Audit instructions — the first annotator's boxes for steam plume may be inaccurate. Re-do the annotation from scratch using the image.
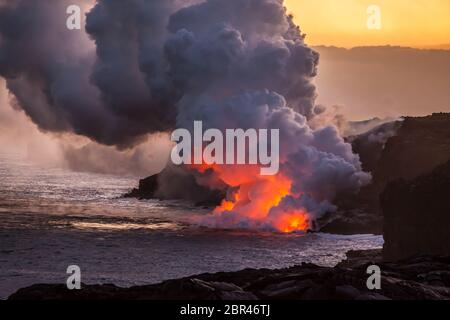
[0,0,371,231]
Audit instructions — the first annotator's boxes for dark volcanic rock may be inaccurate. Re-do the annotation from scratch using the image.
[9,250,450,300]
[349,120,403,174]
[125,165,226,207]
[381,160,450,261]
[125,174,159,199]
[374,113,450,186]
[321,113,450,234]
[360,113,450,210]
[318,209,382,235]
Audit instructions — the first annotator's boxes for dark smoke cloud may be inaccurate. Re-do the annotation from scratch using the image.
[0,0,133,145]
[85,0,179,143]
[0,0,173,147]
[0,0,319,148]
[168,0,319,119]
[1,77,171,175]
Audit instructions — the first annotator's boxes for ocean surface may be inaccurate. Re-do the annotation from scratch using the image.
[0,153,383,299]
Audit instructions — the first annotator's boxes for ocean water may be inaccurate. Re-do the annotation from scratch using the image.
[0,153,383,299]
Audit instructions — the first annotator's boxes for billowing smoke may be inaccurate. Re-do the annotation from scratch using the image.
[0,0,371,232]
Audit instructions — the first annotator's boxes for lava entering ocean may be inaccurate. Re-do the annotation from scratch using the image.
[0,0,372,233]
[192,163,310,233]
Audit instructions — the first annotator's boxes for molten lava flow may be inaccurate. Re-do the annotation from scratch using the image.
[272,211,309,233]
[191,163,310,233]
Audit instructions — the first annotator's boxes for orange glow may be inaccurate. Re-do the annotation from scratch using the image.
[273,211,309,234]
[191,163,310,233]
[216,199,236,212]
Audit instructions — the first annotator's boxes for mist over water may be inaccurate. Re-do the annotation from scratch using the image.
[0,153,382,299]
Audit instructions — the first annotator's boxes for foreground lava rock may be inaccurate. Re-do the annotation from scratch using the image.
[381,160,450,261]
[9,250,450,300]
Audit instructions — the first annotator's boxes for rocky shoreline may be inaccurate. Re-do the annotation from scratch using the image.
[8,249,450,300]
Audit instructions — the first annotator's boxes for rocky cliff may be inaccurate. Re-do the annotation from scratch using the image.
[322,113,450,234]
[381,161,450,261]
[374,114,450,184]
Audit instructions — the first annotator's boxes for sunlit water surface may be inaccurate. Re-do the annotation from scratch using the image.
[0,154,383,299]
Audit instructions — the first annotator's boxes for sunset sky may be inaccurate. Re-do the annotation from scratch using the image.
[285,0,450,48]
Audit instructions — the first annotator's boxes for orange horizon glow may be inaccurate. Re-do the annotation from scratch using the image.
[285,0,450,49]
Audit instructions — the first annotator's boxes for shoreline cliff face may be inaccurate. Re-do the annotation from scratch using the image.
[374,113,450,186]
[381,161,450,261]
[321,113,450,234]
[8,250,450,300]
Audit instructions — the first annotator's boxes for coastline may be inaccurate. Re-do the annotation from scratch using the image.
[8,249,450,300]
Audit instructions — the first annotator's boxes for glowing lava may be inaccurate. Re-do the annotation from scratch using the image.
[191,164,310,233]
[272,211,309,233]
